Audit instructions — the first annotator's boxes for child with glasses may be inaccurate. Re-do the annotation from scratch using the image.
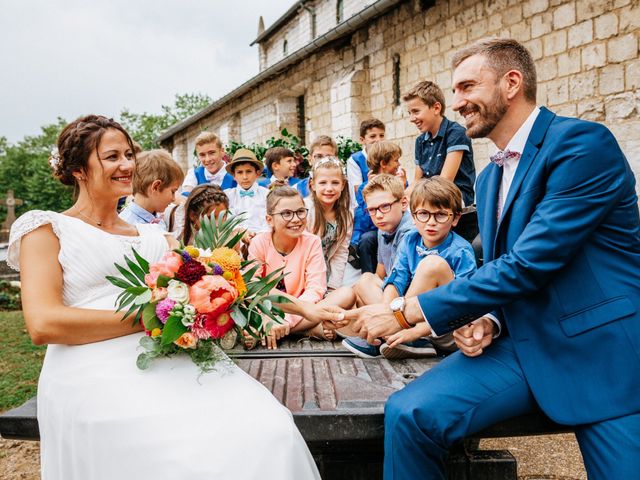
[295,136,338,198]
[306,156,353,293]
[350,141,405,273]
[248,187,328,348]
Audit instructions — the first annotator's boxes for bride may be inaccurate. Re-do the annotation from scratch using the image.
[7,115,321,480]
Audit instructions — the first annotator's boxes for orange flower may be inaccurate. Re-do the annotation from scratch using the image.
[145,252,183,288]
[209,247,241,272]
[174,332,198,349]
[189,275,238,315]
[232,270,247,297]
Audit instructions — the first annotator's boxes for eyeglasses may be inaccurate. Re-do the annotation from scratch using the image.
[366,199,400,216]
[412,209,454,224]
[271,208,308,221]
[312,153,331,161]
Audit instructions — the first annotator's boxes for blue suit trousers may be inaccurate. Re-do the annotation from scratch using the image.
[384,337,640,479]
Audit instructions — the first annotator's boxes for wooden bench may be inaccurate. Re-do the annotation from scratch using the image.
[0,338,570,479]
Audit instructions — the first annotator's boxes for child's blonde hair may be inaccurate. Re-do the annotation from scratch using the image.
[182,185,229,245]
[366,141,402,174]
[362,173,405,202]
[309,157,353,248]
[132,149,184,195]
[194,131,223,149]
[309,135,337,156]
[410,176,462,215]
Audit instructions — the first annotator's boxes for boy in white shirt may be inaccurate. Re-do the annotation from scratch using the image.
[224,148,270,245]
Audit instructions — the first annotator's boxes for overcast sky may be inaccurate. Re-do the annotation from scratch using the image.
[0,0,294,143]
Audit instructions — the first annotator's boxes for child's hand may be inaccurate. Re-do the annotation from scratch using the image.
[262,321,290,350]
[242,231,256,245]
[385,322,430,348]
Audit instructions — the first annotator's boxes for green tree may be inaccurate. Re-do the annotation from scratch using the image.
[119,93,212,150]
[0,118,73,222]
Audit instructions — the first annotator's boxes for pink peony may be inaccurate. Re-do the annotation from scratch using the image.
[204,311,235,339]
[145,252,184,288]
[191,314,212,340]
[155,298,176,324]
[189,276,238,315]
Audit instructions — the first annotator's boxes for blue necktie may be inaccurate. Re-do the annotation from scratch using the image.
[239,190,254,198]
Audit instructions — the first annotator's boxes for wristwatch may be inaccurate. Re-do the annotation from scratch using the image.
[389,296,412,329]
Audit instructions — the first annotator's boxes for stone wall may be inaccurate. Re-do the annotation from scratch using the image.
[167,0,640,189]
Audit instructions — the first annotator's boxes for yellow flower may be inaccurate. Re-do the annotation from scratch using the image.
[151,328,162,337]
[223,271,233,280]
[185,246,200,258]
[209,247,241,272]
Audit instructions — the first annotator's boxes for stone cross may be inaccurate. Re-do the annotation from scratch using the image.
[1,190,23,231]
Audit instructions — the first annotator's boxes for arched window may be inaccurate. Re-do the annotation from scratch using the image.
[283,39,288,56]
[336,0,344,23]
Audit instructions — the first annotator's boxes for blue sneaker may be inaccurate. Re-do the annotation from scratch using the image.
[342,337,381,359]
[380,338,437,359]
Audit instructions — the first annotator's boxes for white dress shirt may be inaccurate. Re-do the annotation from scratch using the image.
[496,107,541,217]
[226,183,270,233]
[181,165,228,192]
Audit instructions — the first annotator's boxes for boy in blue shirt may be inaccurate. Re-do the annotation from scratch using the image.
[347,118,386,207]
[295,136,338,198]
[403,81,478,242]
[343,176,477,359]
[258,147,301,188]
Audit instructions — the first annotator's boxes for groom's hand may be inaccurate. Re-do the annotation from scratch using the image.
[343,304,402,345]
[453,317,495,357]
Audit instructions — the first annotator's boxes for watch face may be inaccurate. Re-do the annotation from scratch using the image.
[390,297,403,311]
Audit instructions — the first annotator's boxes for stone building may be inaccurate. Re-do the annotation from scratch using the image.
[158,0,640,185]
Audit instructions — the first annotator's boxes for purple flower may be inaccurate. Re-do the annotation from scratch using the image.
[155,298,176,324]
[212,263,223,275]
[181,251,192,262]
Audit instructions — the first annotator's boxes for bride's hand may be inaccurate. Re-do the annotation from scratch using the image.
[261,321,290,350]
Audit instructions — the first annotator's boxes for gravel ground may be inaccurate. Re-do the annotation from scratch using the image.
[1,434,586,479]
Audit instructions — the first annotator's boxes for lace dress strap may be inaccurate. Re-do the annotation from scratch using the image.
[7,210,60,271]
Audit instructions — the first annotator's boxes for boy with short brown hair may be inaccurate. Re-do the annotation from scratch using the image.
[295,135,338,198]
[120,149,184,229]
[259,147,299,188]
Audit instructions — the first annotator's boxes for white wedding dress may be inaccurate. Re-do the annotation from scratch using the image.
[8,211,320,480]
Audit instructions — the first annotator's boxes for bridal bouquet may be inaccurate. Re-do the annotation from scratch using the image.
[107,214,288,371]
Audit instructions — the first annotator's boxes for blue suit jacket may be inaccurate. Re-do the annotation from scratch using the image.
[418,107,640,424]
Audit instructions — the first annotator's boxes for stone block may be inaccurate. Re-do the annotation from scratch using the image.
[531,12,553,38]
[468,18,489,40]
[626,59,640,90]
[568,20,593,48]
[502,5,523,27]
[553,2,576,29]
[582,43,607,70]
[537,56,558,81]
[488,12,504,32]
[594,12,619,40]
[618,5,640,31]
[605,93,637,121]
[544,30,568,56]
[569,70,597,100]
[576,0,613,23]
[546,77,570,105]
[525,38,544,59]
[510,20,531,42]
[452,29,468,47]
[577,99,605,121]
[599,64,625,95]
[523,0,549,18]
[439,34,453,53]
[557,49,582,75]
[554,102,577,117]
[607,34,638,63]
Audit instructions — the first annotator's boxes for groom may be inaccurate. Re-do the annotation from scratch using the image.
[345,38,640,479]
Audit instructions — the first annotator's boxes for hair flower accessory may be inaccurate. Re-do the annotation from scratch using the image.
[49,147,61,171]
[310,156,347,177]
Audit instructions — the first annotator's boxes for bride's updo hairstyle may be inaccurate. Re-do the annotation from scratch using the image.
[51,114,136,186]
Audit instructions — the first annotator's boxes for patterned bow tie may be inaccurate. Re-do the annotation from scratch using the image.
[381,233,394,244]
[416,245,439,257]
[239,190,254,198]
[490,149,521,167]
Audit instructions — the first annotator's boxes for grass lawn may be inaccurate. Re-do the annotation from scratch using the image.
[0,311,45,413]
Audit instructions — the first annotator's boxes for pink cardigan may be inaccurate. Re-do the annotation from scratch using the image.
[248,230,327,327]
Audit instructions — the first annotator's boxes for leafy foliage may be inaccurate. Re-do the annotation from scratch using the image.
[336,135,362,163]
[119,93,212,150]
[0,118,74,224]
[0,281,22,311]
